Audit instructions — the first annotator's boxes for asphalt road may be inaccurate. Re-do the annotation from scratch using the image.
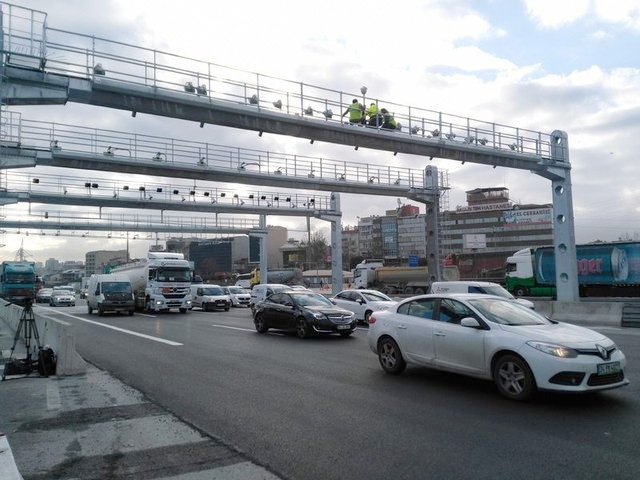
[35,302,640,480]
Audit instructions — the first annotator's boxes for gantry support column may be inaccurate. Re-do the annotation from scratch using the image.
[319,192,342,295]
[258,214,268,285]
[548,130,579,302]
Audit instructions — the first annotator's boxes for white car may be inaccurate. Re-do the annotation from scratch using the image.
[190,285,230,311]
[330,289,397,323]
[222,286,251,307]
[368,293,629,401]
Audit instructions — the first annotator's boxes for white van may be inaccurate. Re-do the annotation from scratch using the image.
[190,284,231,311]
[249,283,291,315]
[86,274,135,316]
[429,281,535,309]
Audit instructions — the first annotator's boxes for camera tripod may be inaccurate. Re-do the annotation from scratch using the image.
[2,298,43,381]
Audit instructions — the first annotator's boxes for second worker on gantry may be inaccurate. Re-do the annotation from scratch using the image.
[342,99,397,130]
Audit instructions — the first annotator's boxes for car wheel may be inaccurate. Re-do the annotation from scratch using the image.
[98,306,104,316]
[224,307,230,311]
[296,317,310,339]
[493,354,536,401]
[87,304,92,314]
[377,337,406,374]
[128,310,134,316]
[179,308,187,314]
[255,313,268,334]
[340,331,353,337]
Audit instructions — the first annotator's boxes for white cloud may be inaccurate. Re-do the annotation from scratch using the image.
[524,0,590,28]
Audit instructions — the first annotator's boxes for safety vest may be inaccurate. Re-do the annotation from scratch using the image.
[366,104,379,117]
[348,102,364,121]
[383,111,396,127]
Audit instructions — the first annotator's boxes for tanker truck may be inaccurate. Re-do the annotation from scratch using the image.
[353,261,429,295]
[249,267,303,287]
[111,252,193,313]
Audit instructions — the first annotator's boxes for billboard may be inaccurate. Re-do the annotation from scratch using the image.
[249,236,260,264]
[463,234,486,249]
[504,207,552,226]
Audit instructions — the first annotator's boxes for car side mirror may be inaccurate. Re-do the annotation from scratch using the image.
[357,299,365,305]
[460,317,481,328]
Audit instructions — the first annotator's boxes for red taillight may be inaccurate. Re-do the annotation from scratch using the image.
[368,314,377,324]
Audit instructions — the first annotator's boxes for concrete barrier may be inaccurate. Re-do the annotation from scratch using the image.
[532,301,623,326]
[0,303,87,375]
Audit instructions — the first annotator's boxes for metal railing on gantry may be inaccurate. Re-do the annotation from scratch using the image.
[5,118,428,192]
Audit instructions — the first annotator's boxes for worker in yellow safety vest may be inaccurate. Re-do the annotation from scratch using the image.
[380,108,397,130]
[342,99,365,124]
[365,102,382,127]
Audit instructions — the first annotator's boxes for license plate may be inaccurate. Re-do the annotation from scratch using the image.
[597,362,620,376]
[337,324,350,330]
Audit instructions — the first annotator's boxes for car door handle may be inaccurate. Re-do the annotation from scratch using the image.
[434,332,446,337]
[397,324,407,330]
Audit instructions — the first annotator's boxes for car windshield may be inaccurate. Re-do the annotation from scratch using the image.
[55,290,74,296]
[468,298,549,326]
[201,287,224,295]
[228,287,245,294]
[293,293,334,307]
[361,291,392,302]
[157,268,191,282]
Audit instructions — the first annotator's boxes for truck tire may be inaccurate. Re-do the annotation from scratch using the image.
[98,306,104,316]
[514,286,528,297]
[87,304,92,314]
[179,308,188,313]
[128,310,134,316]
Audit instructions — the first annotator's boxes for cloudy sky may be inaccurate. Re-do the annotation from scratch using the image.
[2,0,640,263]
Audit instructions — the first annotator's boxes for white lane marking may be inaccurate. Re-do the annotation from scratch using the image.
[46,381,61,410]
[211,324,255,333]
[48,311,183,346]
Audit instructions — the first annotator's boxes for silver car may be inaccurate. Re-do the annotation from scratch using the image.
[49,289,76,307]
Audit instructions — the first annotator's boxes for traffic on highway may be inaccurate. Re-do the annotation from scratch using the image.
[29,292,639,480]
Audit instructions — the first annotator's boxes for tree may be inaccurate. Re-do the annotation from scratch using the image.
[306,232,329,268]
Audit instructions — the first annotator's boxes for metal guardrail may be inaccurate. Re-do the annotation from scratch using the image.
[0,2,552,160]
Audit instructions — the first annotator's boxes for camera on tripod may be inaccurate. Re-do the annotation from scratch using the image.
[2,297,57,380]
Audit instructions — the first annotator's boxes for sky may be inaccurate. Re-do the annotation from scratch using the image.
[2,0,640,263]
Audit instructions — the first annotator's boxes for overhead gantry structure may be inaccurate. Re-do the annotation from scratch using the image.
[0,117,444,292]
[0,3,578,300]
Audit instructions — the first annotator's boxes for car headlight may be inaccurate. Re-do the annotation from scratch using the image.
[312,312,325,320]
[527,341,577,358]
